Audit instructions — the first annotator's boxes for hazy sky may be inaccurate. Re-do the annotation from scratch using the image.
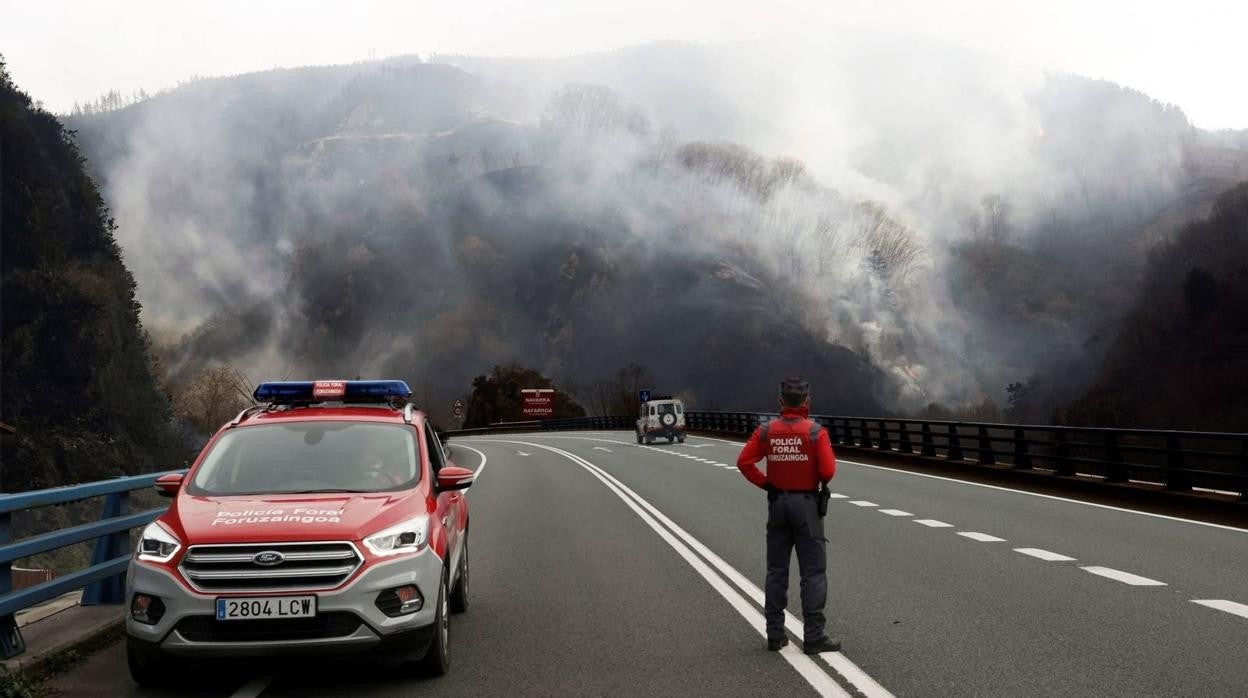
[2,0,1244,129]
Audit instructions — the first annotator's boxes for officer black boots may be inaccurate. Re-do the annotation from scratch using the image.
[803,636,842,654]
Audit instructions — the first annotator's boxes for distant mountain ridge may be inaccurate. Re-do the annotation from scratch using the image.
[62,42,1248,424]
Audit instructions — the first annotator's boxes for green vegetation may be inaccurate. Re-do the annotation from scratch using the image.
[1,57,182,494]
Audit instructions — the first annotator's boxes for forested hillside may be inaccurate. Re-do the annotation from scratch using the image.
[0,59,182,492]
[59,43,1248,428]
[1068,183,1248,430]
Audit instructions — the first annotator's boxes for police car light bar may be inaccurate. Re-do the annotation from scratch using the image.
[253,380,413,404]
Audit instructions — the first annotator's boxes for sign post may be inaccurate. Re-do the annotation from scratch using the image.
[638,388,651,404]
[520,389,555,419]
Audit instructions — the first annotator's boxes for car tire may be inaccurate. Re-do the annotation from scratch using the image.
[636,431,643,445]
[450,537,469,614]
[416,569,451,676]
[677,434,686,443]
[126,637,174,687]
[667,435,674,443]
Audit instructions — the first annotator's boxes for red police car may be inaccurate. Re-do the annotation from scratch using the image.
[125,380,474,684]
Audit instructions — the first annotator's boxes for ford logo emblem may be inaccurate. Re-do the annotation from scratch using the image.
[252,550,285,567]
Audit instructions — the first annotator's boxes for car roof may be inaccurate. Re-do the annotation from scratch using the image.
[232,405,425,428]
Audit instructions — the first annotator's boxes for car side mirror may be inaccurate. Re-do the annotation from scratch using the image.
[154,472,184,498]
[437,465,475,492]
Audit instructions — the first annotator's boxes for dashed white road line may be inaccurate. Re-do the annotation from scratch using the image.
[957,532,1006,542]
[828,493,849,499]
[913,519,954,528]
[878,509,912,517]
[1191,599,1248,620]
[849,500,878,507]
[674,434,1247,534]
[1014,548,1076,562]
[1080,567,1167,586]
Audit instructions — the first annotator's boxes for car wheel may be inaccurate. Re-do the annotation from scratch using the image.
[416,569,450,676]
[127,637,175,687]
[450,538,469,614]
[636,431,643,445]
[677,434,686,443]
[667,435,675,443]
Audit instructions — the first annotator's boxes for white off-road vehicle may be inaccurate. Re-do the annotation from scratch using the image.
[636,397,686,444]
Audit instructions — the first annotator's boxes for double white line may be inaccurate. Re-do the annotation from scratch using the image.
[476,439,892,698]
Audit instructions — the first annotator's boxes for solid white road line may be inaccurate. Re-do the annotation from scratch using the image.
[454,445,489,487]
[1079,567,1167,586]
[229,676,273,698]
[1014,548,1077,562]
[1191,599,1248,620]
[849,501,878,507]
[878,509,912,517]
[676,435,1248,534]
[957,532,1006,542]
[913,519,954,528]
[472,439,853,697]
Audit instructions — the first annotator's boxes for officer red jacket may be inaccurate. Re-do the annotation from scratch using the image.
[737,406,836,490]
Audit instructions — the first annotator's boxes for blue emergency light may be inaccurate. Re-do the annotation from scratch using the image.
[253,380,413,403]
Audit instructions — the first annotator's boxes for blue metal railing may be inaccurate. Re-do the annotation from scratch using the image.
[0,470,185,658]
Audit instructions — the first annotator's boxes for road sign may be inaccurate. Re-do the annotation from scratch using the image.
[638,389,651,403]
[520,388,555,418]
[452,398,464,418]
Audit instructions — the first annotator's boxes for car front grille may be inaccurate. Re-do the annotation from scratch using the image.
[175,612,362,642]
[179,542,362,592]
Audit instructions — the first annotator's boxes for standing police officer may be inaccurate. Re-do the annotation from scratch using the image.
[736,378,840,654]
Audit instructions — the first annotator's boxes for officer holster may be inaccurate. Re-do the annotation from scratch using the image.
[817,483,831,517]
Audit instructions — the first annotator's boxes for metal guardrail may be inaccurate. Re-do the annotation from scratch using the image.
[0,470,184,658]
[446,412,1248,500]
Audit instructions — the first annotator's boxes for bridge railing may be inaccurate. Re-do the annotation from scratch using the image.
[0,471,184,658]
[445,412,1248,500]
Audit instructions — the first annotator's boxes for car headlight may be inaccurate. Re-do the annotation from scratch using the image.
[363,515,430,557]
[136,521,181,563]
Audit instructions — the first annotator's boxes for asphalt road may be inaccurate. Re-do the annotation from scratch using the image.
[46,431,1248,696]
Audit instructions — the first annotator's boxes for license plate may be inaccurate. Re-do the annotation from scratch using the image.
[215,596,317,621]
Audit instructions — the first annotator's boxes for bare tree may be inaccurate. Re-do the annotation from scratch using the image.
[171,364,254,435]
[855,202,925,286]
[811,214,846,278]
[543,83,650,136]
[980,194,1012,242]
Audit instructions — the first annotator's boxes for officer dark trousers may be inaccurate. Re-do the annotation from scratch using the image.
[765,491,826,642]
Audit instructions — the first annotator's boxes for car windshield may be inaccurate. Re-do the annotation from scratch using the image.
[187,421,419,496]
